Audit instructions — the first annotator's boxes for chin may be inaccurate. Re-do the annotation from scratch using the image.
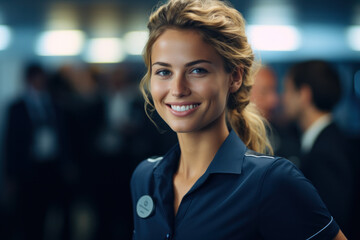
[170,127,193,133]
[168,123,198,133]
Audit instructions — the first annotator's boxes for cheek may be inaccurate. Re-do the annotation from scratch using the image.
[195,80,228,102]
[284,92,298,113]
[197,85,224,108]
[283,90,292,104]
[150,79,167,103]
[282,92,291,110]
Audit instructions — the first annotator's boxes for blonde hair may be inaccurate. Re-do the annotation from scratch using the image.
[140,0,273,154]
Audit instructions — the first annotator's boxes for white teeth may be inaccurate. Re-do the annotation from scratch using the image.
[171,104,199,112]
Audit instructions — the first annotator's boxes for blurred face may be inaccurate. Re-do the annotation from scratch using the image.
[150,29,233,133]
[250,68,279,120]
[282,77,302,121]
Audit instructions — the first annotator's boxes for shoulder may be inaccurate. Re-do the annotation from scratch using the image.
[243,149,281,166]
[131,143,179,189]
[130,156,164,209]
[240,150,309,198]
[322,122,341,135]
[6,98,29,125]
[243,150,308,194]
[130,156,163,191]
[8,98,26,112]
[243,149,295,177]
[251,153,340,239]
[317,122,346,146]
[131,156,163,182]
[308,123,350,164]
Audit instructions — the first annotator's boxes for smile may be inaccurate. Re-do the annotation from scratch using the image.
[166,103,201,116]
[170,104,199,112]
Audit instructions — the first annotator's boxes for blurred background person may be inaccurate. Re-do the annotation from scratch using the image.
[282,59,355,237]
[250,66,280,152]
[50,64,124,240]
[250,65,301,160]
[250,66,279,122]
[3,62,66,240]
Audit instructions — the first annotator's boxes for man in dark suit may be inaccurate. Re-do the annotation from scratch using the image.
[282,60,354,237]
[4,63,64,240]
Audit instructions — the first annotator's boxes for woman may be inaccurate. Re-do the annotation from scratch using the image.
[130,0,346,239]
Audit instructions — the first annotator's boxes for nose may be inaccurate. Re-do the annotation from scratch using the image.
[171,73,191,97]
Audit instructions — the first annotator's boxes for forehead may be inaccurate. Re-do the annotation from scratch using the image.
[151,28,222,64]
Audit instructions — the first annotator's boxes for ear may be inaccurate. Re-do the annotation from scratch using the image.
[229,68,243,93]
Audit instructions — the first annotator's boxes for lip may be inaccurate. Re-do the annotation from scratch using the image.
[165,102,201,117]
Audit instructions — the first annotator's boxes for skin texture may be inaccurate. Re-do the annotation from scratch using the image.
[150,28,242,214]
[151,29,233,134]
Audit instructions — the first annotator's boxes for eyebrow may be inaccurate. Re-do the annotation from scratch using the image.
[152,59,213,67]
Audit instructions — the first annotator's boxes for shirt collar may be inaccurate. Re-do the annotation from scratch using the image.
[153,130,246,177]
[301,114,332,153]
[206,130,246,174]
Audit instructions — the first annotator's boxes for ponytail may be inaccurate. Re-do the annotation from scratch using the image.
[228,102,273,155]
[227,66,273,155]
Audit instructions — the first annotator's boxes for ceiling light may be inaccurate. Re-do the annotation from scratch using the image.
[36,30,85,56]
[247,25,300,51]
[347,26,360,51]
[84,38,125,63]
[124,31,148,55]
[0,25,11,50]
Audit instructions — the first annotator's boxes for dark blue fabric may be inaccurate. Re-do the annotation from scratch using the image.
[130,131,340,240]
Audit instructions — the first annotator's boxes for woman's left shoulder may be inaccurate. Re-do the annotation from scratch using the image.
[244,150,300,176]
[251,151,340,240]
[243,149,311,193]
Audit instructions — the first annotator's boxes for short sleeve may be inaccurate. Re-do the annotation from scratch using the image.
[258,158,340,240]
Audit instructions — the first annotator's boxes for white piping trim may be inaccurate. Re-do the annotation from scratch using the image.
[147,157,163,163]
[306,216,334,240]
[244,154,275,159]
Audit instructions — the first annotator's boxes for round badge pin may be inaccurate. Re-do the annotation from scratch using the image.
[136,195,154,218]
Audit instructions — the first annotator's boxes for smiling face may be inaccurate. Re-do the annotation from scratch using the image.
[150,29,235,133]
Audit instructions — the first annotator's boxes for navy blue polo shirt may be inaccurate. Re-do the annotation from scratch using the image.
[131,131,339,240]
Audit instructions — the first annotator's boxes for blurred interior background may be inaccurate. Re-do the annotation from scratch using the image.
[0,0,359,239]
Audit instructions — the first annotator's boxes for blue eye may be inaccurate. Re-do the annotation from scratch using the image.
[156,69,171,76]
[191,68,208,74]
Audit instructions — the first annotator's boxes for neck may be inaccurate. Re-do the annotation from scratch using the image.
[299,106,330,132]
[176,114,229,180]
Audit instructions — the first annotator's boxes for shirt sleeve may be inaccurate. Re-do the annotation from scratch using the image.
[258,158,340,240]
